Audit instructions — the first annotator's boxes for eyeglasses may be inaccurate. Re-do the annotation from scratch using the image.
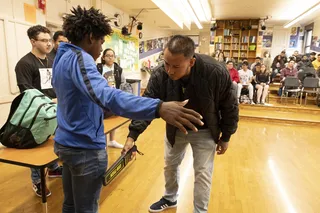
[36,39,53,43]
[105,54,114,58]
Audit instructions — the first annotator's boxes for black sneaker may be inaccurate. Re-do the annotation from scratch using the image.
[149,197,177,212]
[32,183,51,197]
[48,166,63,178]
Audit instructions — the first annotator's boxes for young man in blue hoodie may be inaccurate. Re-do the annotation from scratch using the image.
[52,6,203,213]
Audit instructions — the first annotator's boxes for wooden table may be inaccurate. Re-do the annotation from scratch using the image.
[0,116,130,213]
[0,139,57,213]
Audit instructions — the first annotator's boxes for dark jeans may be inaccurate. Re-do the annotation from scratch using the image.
[54,142,108,213]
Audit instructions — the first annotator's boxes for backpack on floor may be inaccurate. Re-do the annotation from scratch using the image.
[0,89,57,149]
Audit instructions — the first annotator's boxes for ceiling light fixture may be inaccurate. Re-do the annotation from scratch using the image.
[188,0,207,22]
[151,0,184,29]
[284,2,320,28]
[180,0,203,29]
[199,0,212,21]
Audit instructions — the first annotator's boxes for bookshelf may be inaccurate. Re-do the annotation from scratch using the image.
[214,19,259,63]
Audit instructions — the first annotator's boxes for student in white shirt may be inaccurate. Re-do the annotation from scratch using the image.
[237,61,254,104]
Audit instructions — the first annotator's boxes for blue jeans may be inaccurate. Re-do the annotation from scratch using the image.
[54,142,108,213]
[31,162,59,184]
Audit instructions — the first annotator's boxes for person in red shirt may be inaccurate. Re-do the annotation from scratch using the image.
[226,60,239,83]
[226,60,240,98]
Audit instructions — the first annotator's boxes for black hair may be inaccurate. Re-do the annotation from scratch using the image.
[63,6,113,44]
[101,48,115,64]
[255,62,261,67]
[255,57,261,60]
[310,52,316,56]
[242,61,249,66]
[288,57,296,62]
[226,60,233,64]
[53,31,65,41]
[165,35,195,58]
[317,53,320,57]
[27,25,50,40]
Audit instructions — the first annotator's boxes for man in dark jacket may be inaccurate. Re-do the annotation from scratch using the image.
[122,35,239,213]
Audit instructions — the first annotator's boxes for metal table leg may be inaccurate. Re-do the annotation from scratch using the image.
[40,167,48,213]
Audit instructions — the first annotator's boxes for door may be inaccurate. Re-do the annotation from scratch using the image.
[271,28,289,59]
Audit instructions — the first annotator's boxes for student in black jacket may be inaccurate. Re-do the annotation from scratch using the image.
[122,35,239,213]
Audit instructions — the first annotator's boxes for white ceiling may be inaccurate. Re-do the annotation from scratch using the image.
[103,0,320,31]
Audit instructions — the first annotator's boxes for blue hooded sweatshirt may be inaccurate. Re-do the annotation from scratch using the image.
[52,43,161,149]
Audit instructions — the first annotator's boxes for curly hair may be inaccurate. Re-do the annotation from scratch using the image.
[63,6,113,44]
[27,25,50,40]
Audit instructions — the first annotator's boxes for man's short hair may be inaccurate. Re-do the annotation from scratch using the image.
[242,61,248,66]
[255,57,261,60]
[288,57,296,62]
[255,62,261,67]
[27,25,50,40]
[310,52,316,56]
[63,6,113,44]
[53,31,65,41]
[226,60,233,64]
[317,53,320,57]
[165,35,195,58]
[281,50,286,54]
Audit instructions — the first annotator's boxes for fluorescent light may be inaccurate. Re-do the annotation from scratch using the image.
[200,0,212,21]
[284,2,320,28]
[188,0,207,22]
[152,0,184,29]
[180,0,203,29]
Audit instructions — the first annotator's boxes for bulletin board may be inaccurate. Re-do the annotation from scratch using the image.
[103,29,139,72]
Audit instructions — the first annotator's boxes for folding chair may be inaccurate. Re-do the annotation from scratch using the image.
[280,77,301,105]
[300,77,320,106]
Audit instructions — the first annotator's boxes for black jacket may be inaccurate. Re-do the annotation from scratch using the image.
[97,62,123,89]
[128,54,239,146]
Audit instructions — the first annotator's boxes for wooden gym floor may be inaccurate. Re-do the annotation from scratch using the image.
[0,100,320,213]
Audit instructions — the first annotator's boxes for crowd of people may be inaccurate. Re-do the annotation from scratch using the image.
[219,50,320,105]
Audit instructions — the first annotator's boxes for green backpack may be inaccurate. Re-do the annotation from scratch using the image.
[0,89,57,149]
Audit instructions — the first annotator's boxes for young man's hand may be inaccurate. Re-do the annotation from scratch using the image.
[121,137,136,160]
[216,140,228,155]
[159,100,203,135]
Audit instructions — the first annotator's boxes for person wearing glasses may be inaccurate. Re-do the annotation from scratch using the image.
[14,25,62,198]
[98,48,126,149]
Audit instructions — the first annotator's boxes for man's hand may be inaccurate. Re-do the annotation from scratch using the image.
[159,100,203,135]
[52,98,57,103]
[216,140,229,155]
[121,137,136,160]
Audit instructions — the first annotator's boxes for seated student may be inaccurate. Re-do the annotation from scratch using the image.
[237,57,248,70]
[15,25,62,197]
[310,52,316,62]
[297,62,318,83]
[250,57,261,70]
[271,55,285,82]
[279,58,298,96]
[312,53,320,71]
[280,58,298,82]
[226,60,240,97]
[238,61,254,104]
[255,64,270,104]
[99,48,126,149]
[226,60,240,85]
